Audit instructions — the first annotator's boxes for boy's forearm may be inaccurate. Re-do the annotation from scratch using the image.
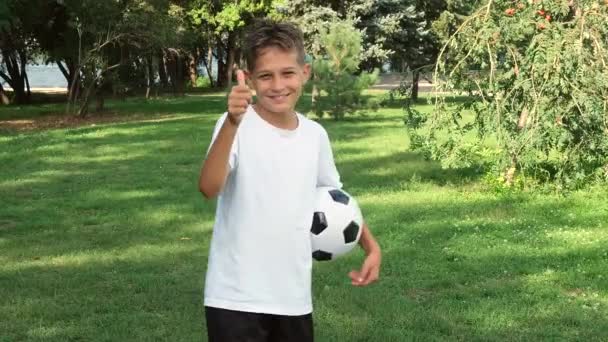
[359,222,380,256]
[199,119,238,198]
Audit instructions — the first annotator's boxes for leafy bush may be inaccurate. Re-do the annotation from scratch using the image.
[405,0,608,191]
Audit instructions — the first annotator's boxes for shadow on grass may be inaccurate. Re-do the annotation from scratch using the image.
[0,115,220,261]
[0,245,209,341]
[337,150,485,194]
[312,195,608,341]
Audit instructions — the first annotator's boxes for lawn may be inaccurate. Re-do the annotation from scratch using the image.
[1,93,607,341]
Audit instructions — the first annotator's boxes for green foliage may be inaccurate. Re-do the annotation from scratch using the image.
[0,1,10,30]
[431,0,481,42]
[312,21,379,119]
[187,76,212,89]
[406,0,608,191]
[376,1,433,71]
[188,0,281,34]
[187,0,282,87]
[285,0,394,69]
[284,3,339,57]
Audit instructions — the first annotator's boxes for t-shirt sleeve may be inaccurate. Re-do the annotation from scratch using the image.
[206,113,239,171]
[317,128,343,189]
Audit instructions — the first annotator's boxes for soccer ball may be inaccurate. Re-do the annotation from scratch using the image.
[310,187,363,261]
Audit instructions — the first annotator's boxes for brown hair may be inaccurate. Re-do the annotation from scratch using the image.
[243,19,306,71]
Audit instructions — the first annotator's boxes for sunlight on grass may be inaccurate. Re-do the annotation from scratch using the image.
[3,243,201,273]
[1,93,607,341]
[546,229,608,245]
[27,325,70,339]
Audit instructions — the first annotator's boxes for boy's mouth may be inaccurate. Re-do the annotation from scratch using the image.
[268,93,290,101]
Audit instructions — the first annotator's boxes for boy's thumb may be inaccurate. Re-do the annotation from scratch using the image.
[236,69,246,86]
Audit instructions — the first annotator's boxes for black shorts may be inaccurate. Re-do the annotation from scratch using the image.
[205,306,314,342]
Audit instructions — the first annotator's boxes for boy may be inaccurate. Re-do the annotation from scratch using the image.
[199,19,381,342]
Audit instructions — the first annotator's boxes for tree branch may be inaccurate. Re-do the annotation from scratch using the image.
[0,70,11,84]
[56,61,70,81]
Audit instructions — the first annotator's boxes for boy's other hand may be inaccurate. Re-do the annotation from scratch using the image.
[227,69,252,126]
[349,249,381,287]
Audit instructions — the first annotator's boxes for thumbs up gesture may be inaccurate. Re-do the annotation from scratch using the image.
[227,69,252,126]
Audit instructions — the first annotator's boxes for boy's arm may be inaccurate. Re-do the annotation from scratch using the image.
[317,128,381,286]
[349,221,381,286]
[199,70,251,199]
[199,119,239,198]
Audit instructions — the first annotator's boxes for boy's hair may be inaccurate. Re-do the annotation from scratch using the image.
[243,19,306,71]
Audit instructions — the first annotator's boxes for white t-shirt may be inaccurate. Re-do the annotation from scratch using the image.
[203,105,342,316]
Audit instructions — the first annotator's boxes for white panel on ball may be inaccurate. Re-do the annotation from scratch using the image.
[310,187,363,261]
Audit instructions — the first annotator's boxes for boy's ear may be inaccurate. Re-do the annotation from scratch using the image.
[302,63,311,83]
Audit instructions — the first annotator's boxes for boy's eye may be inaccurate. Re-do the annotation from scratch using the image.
[258,74,271,79]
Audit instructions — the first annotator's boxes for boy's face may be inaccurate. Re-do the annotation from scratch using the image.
[247,46,310,117]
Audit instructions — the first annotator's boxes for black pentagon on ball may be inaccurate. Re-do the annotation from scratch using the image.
[312,250,332,261]
[311,212,328,235]
[328,189,350,205]
[343,221,360,243]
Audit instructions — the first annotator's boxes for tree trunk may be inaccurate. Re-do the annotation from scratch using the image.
[95,93,104,112]
[19,49,31,102]
[411,70,420,101]
[201,54,214,88]
[216,40,226,87]
[78,82,95,118]
[158,50,168,88]
[24,68,31,101]
[165,48,185,96]
[206,45,214,87]
[145,55,153,99]
[188,51,198,86]
[235,47,242,71]
[1,49,27,104]
[57,60,75,96]
[66,68,80,115]
[176,52,185,95]
[166,50,177,95]
[225,32,237,88]
[0,83,10,105]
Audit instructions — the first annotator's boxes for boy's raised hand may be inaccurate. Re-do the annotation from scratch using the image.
[227,69,252,126]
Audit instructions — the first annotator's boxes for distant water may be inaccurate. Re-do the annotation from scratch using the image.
[0,63,214,89]
[1,64,68,89]
[0,62,393,90]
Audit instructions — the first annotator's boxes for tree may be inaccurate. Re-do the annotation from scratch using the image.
[188,0,281,88]
[0,0,11,104]
[332,0,436,98]
[285,0,391,107]
[312,20,379,119]
[286,0,394,70]
[374,0,431,101]
[56,0,172,116]
[0,0,48,104]
[405,0,608,191]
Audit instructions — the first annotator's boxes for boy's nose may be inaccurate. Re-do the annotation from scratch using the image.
[270,77,285,91]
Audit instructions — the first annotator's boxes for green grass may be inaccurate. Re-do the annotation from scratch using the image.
[1,93,608,341]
